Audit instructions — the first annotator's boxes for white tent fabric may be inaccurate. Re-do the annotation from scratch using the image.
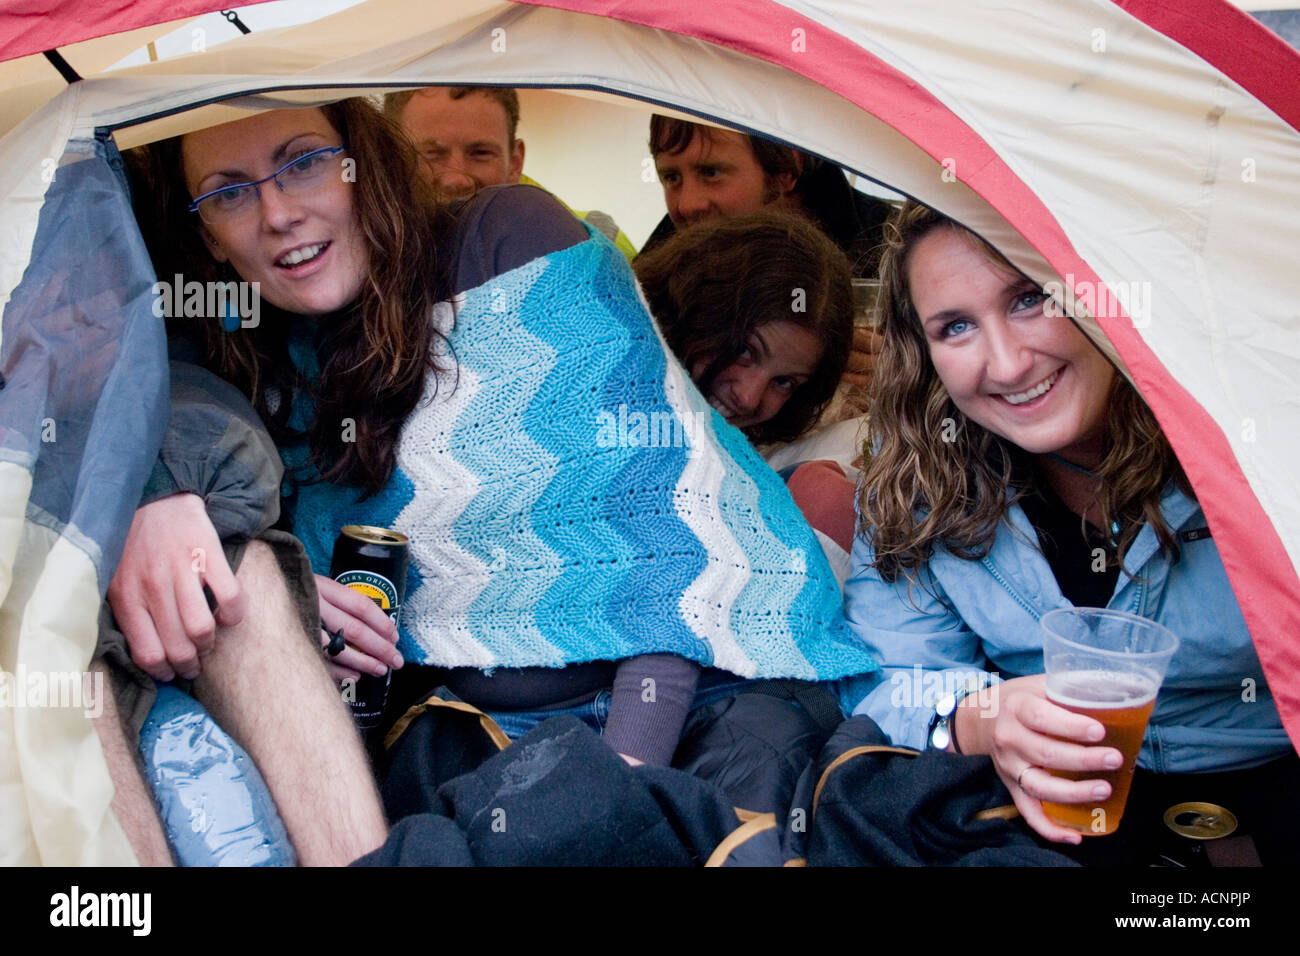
[1,0,1298,864]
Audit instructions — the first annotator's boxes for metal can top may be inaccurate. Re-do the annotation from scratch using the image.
[340,525,410,546]
[1162,802,1239,840]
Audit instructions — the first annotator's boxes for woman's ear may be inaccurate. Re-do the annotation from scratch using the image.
[199,226,230,264]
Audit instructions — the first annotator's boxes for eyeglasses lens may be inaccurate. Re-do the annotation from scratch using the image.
[195,147,343,224]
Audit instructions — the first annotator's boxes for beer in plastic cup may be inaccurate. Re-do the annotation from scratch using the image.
[1039,608,1179,836]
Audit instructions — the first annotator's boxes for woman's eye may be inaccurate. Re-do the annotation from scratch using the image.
[734,346,754,364]
[771,377,797,392]
[289,151,325,173]
[1012,290,1048,312]
[940,318,972,339]
[211,185,251,207]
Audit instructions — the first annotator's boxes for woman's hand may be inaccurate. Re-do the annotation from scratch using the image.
[953,675,1123,844]
[316,574,404,684]
[106,493,247,681]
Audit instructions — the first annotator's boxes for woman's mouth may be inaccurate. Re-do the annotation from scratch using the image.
[997,369,1060,407]
[708,395,737,421]
[275,241,330,270]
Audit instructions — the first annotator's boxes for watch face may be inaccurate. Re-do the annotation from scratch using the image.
[930,721,952,751]
[936,692,957,717]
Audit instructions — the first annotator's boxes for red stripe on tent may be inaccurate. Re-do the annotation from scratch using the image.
[524,0,1300,751]
[1116,0,1300,134]
[0,0,279,65]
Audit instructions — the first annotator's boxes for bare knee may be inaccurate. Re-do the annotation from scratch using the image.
[234,539,280,585]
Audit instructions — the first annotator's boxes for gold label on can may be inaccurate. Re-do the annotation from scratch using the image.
[335,569,401,624]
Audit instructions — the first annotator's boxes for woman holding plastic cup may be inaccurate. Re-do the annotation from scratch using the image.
[839,202,1297,862]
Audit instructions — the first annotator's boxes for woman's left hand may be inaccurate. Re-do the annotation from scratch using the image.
[316,573,404,683]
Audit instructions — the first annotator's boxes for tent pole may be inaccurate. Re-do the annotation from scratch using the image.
[41,49,82,84]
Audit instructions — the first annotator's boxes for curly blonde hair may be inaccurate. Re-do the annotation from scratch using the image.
[859,202,1191,583]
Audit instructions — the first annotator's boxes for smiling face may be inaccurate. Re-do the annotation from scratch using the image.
[399,88,524,200]
[181,108,368,316]
[907,227,1116,466]
[655,128,794,229]
[691,320,823,431]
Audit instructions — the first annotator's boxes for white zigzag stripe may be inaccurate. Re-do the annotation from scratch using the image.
[658,343,756,677]
[393,299,495,668]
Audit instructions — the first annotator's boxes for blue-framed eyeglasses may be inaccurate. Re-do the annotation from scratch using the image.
[188,145,347,224]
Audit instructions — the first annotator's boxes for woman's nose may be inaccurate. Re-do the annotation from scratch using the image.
[727,368,767,412]
[257,182,306,230]
[982,319,1035,386]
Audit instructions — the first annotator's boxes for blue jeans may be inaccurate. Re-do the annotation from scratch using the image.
[486,689,613,740]
[483,670,766,743]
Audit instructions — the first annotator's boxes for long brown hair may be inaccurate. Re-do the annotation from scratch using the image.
[861,201,1192,583]
[633,211,853,444]
[127,98,451,496]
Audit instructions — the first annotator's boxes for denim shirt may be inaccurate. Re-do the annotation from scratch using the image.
[839,485,1291,773]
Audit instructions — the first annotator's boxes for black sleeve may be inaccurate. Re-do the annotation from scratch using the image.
[447,184,590,295]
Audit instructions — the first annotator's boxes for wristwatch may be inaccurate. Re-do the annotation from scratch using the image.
[927,674,988,752]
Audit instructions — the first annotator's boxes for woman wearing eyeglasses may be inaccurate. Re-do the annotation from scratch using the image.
[111,97,866,849]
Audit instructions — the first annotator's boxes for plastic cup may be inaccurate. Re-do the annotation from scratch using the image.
[850,278,880,330]
[1039,608,1180,836]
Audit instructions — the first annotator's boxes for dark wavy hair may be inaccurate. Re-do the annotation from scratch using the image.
[860,201,1193,583]
[126,97,451,497]
[634,211,853,444]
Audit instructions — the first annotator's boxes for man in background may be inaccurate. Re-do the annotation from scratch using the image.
[385,86,636,260]
[643,115,893,278]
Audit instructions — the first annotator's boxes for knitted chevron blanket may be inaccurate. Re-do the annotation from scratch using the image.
[285,230,876,680]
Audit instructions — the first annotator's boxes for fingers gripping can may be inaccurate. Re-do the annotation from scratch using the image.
[330,525,409,732]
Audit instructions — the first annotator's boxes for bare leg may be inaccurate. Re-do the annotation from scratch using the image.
[89,659,174,866]
[192,540,387,866]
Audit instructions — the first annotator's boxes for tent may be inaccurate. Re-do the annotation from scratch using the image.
[1,0,1298,865]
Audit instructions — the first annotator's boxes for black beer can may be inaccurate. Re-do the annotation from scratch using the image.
[329,525,410,733]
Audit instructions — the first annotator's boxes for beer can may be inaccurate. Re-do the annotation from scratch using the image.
[329,525,409,733]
